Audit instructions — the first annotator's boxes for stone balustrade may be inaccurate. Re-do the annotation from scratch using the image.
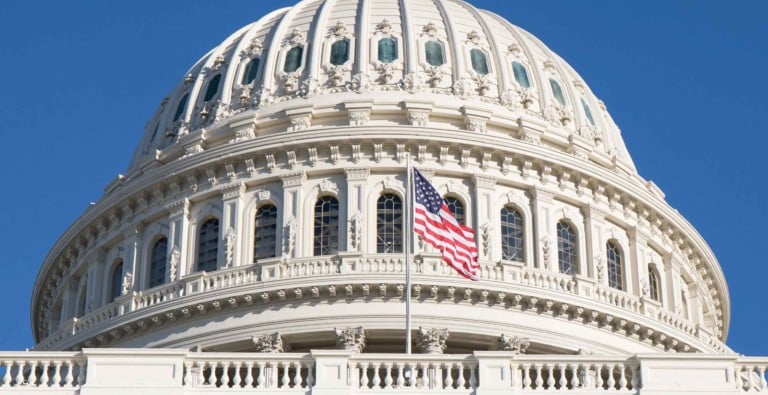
[0,350,765,394]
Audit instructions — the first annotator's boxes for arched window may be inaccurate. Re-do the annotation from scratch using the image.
[470,48,489,75]
[512,61,531,88]
[681,291,690,319]
[443,196,465,225]
[203,74,222,102]
[648,265,661,302]
[501,206,524,261]
[557,221,578,274]
[254,204,278,260]
[549,79,566,106]
[377,193,403,253]
[330,39,350,65]
[110,260,123,302]
[606,241,624,290]
[242,57,261,85]
[425,41,445,66]
[313,196,339,256]
[581,98,595,126]
[149,237,168,288]
[173,93,189,122]
[284,47,303,72]
[378,37,398,64]
[197,218,220,272]
[77,285,87,316]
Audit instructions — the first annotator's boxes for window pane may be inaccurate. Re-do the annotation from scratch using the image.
[607,242,623,290]
[470,48,489,75]
[284,46,303,73]
[110,261,123,302]
[443,197,465,225]
[254,204,278,260]
[648,266,660,302]
[557,222,578,274]
[197,218,219,272]
[377,193,403,253]
[512,61,530,88]
[313,196,339,256]
[173,94,189,121]
[203,74,222,102]
[550,79,566,106]
[581,98,595,126]
[330,39,350,66]
[242,58,260,85]
[378,37,398,64]
[149,238,168,288]
[425,41,444,66]
[501,207,524,261]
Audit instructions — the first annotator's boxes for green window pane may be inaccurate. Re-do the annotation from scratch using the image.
[242,58,260,85]
[581,98,595,126]
[425,41,444,66]
[173,94,188,121]
[470,48,489,75]
[512,61,530,88]
[378,37,397,64]
[330,39,350,66]
[550,79,566,106]
[284,46,303,73]
[203,74,221,102]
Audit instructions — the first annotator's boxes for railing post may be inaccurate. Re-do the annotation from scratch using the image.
[473,351,515,395]
[310,349,353,395]
[79,348,187,395]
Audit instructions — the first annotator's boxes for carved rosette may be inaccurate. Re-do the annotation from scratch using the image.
[496,334,530,354]
[416,327,449,354]
[252,332,284,353]
[335,327,366,352]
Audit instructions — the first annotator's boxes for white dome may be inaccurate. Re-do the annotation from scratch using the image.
[128,0,634,175]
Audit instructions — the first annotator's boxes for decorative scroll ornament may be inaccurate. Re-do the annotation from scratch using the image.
[402,71,427,93]
[225,227,236,268]
[348,212,363,250]
[283,217,297,258]
[540,235,551,269]
[497,334,530,354]
[480,223,492,257]
[282,73,301,94]
[252,332,284,353]
[324,65,349,88]
[423,22,437,37]
[595,256,604,282]
[286,28,305,46]
[376,19,393,34]
[375,62,397,84]
[300,77,322,98]
[169,247,180,282]
[350,72,373,93]
[453,77,477,100]
[121,272,133,296]
[544,105,574,128]
[426,65,450,87]
[330,21,348,37]
[416,327,449,354]
[241,37,263,57]
[335,327,366,352]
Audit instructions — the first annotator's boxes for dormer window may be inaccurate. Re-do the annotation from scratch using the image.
[512,61,530,88]
[172,94,189,122]
[470,48,489,75]
[581,98,595,126]
[425,41,445,66]
[549,79,566,106]
[242,58,260,85]
[284,46,303,73]
[330,39,350,65]
[203,74,222,102]
[378,37,398,64]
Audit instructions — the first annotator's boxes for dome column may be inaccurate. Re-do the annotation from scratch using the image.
[279,172,306,259]
[344,168,369,254]
[166,199,190,281]
[585,205,605,284]
[120,226,143,301]
[472,173,496,262]
[663,254,681,315]
[220,183,247,268]
[531,188,554,271]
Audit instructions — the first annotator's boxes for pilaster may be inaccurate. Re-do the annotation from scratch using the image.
[344,168,369,253]
[472,173,496,262]
[220,182,246,268]
[166,199,190,280]
[531,188,554,270]
[280,171,306,259]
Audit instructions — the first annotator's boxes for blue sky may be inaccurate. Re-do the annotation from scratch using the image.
[1,1,766,355]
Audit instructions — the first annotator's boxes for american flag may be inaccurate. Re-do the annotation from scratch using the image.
[412,168,479,280]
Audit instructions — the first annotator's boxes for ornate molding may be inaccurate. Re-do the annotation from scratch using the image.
[252,332,283,353]
[496,334,530,354]
[335,327,365,352]
[416,327,449,354]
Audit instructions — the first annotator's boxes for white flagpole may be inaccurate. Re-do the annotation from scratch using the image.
[405,154,412,354]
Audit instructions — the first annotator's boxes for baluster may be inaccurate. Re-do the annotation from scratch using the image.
[395,363,405,389]
[558,363,568,389]
[605,364,615,390]
[232,361,241,388]
[218,361,226,387]
[630,364,639,390]
[759,365,767,391]
[546,364,555,389]
[2,360,11,386]
[197,361,206,386]
[360,362,369,389]
[445,362,454,389]
[469,363,477,389]
[64,360,74,387]
[306,360,315,387]
[270,362,279,388]
[244,362,254,387]
[534,364,543,389]
[522,364,531,389]
[76,360,86,387]
[384,363,393,388]
[454,362,464,389]
[618,364,627,389]
[570,364,580,389]
[38,360,50,387]
[183,362,191,387]
[372,361,382,388]
[436,362,445,389]
[256,362,265,388]
[291,361,300,388]
[14,360,25,386]
[281,362,290,388]
[26,360,38,387]
[52,361,62,387]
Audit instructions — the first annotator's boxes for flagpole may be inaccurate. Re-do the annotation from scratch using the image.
[405,154,412,354]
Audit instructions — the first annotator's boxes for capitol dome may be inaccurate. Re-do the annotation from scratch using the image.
[32,0,729,359]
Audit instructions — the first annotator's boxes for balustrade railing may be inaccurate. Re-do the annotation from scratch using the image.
[0,353,85,390]
[735,358,768,392]
[183,353,314,391]
[513,357,639,392]
[350,355,477,391]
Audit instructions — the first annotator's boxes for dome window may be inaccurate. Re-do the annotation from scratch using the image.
[313,196,339,256]
[284,46,304,73]
[581,98,595,126]
[378,37,398,64]
[425,41,445,67]
[549,79,566,106]
[501,206,524,261]
[197,218,220,272]
[172,94,189,122]
[254,204,278,260]
[149,237,168,288]
[109,260,124,302]
[648,265,661,302]
[557,221,578,274]
[512,61,531,89]
[443,196,465,225]
[607,241,624,290]
[203,74,222,102]
[377,193,403,253]
[470,48,489,75]
[242,58,260,85]
[330,39,350,66]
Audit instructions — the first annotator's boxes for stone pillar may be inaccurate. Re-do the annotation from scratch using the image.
[472,174,496,262]
[279,172,305,259]
[664,255,681,315]
[220,183,246,268]
[344,168,369,254]
[121,226,143,297]
[87,249,105,312]
[586,206,606,284]
[335,327,366,352]
[416,327,448,354]
[531,188,554,270]
[310,350,354,395]
[166,199,190,280]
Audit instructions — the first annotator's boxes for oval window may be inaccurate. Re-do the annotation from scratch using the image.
[512,61,530,88]
[470,48,489,75]
[284,46,303,73]
[378,37,398,64]
[203,74,221,102]
[330,39,350,66]
[581,98,595,126]
[242,58,260,85]
[549,79,566,106]
[425,41,444,66]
